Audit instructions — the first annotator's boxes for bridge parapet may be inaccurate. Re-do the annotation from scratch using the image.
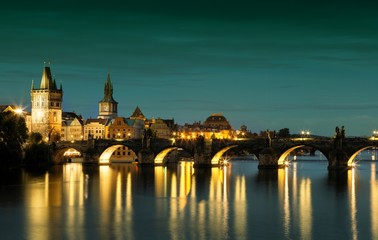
[52,136,376,170]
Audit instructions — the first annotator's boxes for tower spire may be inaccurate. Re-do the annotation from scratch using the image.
[40,65,53,89]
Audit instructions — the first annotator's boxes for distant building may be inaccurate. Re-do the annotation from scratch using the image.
[0,105,17,113]
[107,117,133,140]
[129,106,147,138]
[30,65,63,141]
[83,118,108,140]
[98,73,118,119]
[149,117,173,139]
[61,112,84,141]
[179,113,234,139]
[203,113,233,139]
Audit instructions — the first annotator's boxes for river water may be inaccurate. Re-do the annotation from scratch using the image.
[0,158,377,240]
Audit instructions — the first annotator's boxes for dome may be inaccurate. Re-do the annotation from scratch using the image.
[204,113,232,130]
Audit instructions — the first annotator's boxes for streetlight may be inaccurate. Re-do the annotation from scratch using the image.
[371,130,378,140]
[300,130,311,140]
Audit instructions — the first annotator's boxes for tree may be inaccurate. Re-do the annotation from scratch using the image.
[25,132,52,166]
[29,132,43,144]
[0,111,28,164]
[277,128,290,138]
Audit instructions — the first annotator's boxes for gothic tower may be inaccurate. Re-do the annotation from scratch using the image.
[30,64,63,141]
[98,73,118,119]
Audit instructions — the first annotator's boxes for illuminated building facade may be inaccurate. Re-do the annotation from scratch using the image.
[107,117,134,140]
[83,118,108,140]
[61,112,84,141]
[30,65,63,140]
[203,113,234,139]
[98,73,118,119]
[179,113,234,139]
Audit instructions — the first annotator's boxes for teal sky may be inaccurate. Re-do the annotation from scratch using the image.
[1,0,378,136]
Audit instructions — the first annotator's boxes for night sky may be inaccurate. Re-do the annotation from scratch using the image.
[1,0,377,136]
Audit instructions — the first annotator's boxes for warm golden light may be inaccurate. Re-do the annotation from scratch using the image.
[14,108,23,114]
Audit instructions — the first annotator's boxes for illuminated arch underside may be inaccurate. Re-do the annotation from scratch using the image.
[211,145,238,165]
[155,147,178,165]
[348,146,375,166]
[277,145,305,165]
[99,145,126,164]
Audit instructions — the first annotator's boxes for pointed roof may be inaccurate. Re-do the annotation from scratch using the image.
[99,73,118,103]
[40,66,54,89]
[130,106,146,120]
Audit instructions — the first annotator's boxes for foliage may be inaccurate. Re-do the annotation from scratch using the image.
[29,132,43,144]
[24,142,51,165]
[277,128,290,138]
[0,111,28,164]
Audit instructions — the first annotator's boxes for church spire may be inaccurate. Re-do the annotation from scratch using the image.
[100,73,117,103]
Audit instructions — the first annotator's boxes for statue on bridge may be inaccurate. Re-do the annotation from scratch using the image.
[334,126,345,149]
[142,128,156,149]
[266,129,272,148]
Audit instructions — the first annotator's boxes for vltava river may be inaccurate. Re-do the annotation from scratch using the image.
[0,160,377,240]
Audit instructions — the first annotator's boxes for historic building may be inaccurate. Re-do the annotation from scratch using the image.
[149,117,173,139]
[107,117,134,140]
[98,73,118,119]
[61,112,84,141]
[83,118,108,140]
[203,113,234,139]
[129,106,147,139]
[178,113,234,139]
[30,65,63,140]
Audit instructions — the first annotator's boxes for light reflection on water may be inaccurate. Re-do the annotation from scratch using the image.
[1,160,378,239]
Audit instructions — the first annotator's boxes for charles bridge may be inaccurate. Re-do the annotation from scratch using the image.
[52,129,378,170]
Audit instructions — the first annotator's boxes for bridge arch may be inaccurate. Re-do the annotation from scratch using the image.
[99,144,138,164]
[155,147,178,165]
[277,144,328,165]
[211,145,238,165]
[154,147,195,165]
[348,146,376,166]
[53,147,83,163]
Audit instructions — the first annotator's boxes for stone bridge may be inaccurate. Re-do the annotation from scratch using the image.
[52,135,378,170]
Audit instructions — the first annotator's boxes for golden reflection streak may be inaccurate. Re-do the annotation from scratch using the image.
[154,167,166,197]
[299,178,312,240]
[116,172,121,209]
[279,167,290,238]
[348,168,358,240]
[114,172,122,240]
[26,172,50,240]
[209,167,229,238]
[99,166,111,239]
[62,164,85,240]
[169,173,178,240]
[126,172,134,240]
[371,164,378,239]
[234,175,246,240]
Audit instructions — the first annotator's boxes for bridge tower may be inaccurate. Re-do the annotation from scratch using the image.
[98,73,118,119]
[30,63,63,140]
